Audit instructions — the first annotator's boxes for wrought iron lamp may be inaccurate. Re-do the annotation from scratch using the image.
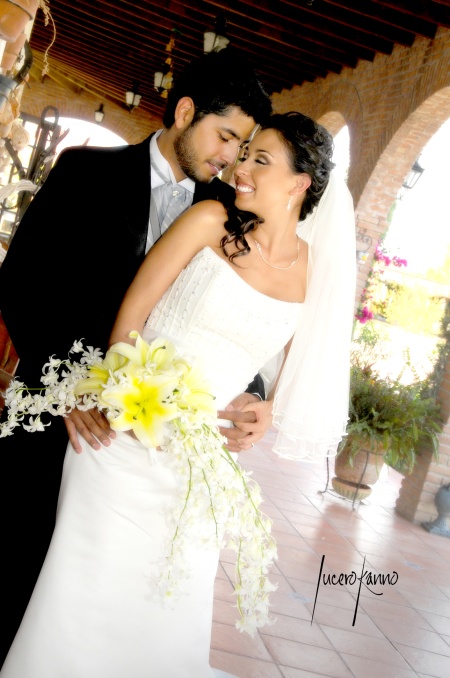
[355,226,372,263]
[94,103,105,124]
[154,62,173,97]
[125,81,141,111]
[398,157,425,200]
[204,15,229,53]
[154,33,176,98]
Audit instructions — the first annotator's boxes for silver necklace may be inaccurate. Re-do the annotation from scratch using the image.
[252,236,300,270]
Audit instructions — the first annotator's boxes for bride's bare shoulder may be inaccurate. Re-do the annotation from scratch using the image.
[189,199,228,222]
[176,199,229,244]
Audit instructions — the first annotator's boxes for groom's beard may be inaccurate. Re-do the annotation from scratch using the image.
[174,124,225,183]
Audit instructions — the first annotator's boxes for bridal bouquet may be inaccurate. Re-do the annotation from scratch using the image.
[0,332,277,635]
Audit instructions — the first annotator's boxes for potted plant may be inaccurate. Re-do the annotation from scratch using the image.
[332,329,443,502]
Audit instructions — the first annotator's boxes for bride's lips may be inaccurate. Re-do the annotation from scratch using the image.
[235,181,254,194]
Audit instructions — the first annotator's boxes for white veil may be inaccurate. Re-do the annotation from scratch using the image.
[272,171,356,460]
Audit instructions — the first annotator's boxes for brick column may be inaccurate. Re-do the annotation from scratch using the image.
[396,352,450,523]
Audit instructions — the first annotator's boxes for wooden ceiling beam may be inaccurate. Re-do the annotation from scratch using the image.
[328,0,450,34]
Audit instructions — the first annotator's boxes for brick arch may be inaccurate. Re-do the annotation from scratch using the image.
[21,78,161,144]
[354,87,450,300]
[354,87,450,525]
[318,111,347,136]
[274,79,363,198]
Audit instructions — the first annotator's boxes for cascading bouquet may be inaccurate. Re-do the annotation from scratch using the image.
[0,331,277,635]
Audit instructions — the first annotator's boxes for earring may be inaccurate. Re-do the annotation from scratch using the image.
[286,196,292,211]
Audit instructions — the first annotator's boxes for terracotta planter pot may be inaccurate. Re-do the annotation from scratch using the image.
[1,32,27,71]
[0,0,39,43]
[332,438,386,501]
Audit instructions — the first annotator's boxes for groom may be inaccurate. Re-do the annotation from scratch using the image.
[0,47,273,665]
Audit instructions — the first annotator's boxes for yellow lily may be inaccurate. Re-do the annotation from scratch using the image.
[109,332,177,373]
[178,362,216,416]
[75,352,129,397]
[101,372,178,448]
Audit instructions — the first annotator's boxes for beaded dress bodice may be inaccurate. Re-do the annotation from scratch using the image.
[144,247,302,408]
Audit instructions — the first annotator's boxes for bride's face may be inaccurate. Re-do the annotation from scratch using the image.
[233,129,299,215]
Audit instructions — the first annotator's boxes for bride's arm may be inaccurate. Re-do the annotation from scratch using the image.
[65,200,226,453]
[110,200,226,346]
[218,338,293,451]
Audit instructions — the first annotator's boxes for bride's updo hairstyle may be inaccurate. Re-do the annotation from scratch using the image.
[222,111,335,261]
[263,112,335,221]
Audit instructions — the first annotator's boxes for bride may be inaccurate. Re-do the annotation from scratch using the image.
[0,112,356,678]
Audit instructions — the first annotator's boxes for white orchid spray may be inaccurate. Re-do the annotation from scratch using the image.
[0,332,277,635]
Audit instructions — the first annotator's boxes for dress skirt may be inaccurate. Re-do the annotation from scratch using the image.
[1,432,231,678]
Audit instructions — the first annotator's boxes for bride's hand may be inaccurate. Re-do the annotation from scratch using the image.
[64,408,116,453]
[218,394,273,453]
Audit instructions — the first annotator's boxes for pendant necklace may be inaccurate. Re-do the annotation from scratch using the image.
[252,235,300,270]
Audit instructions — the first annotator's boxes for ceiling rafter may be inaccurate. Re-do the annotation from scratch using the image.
[24,1,448,121]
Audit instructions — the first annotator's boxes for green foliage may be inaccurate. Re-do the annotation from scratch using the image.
[426,298,450,398]
[426,244,450,285]
[384,284,446,335]
[343,326,443,474]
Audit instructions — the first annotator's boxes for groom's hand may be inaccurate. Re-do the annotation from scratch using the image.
[218,393,273,453]
[64,409,116,453]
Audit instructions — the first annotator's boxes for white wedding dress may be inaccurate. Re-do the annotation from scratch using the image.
[1,248,301,678]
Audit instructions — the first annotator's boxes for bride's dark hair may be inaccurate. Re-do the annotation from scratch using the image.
[221,111,335,263]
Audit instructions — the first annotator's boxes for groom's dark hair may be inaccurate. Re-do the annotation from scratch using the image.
[163,47,272,128]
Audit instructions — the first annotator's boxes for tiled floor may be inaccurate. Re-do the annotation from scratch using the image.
[210,429,450,678]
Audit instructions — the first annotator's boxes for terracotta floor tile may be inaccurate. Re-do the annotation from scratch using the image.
[419,610,450,635]
[275,498,325,517]
[306,541,361,561]
[271,529,315,553]
[371,615,450,655]
[263,504,291,521]
[307,601,385,637]
[339,652,418,677]
[211,620,272,661]
[279,666,344,678]
[305,601,360,630]
[267,589,315,621]
[212,595,244,625]
[276,543,322,565]
[214,575,236,602]
[262,636,354,677]
[357,595,434,629]
[394,575,445,599]
[260,613,333,648]
[321,624,420,667]
[393,643,450,678]
[306,582,358,612]
[294,524,351,543]
[274,552,326,582]
[399,588,450,616]
[211,440,450,678]
[210,649,284,678]
[271,517,304,536]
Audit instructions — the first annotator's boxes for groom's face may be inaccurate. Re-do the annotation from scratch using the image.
[174,107,257,183]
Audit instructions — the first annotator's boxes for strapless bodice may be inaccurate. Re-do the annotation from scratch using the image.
[143,247,302,408]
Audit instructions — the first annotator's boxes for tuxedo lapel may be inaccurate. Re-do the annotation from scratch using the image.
[193,177,235,207]
[120,135,153,261]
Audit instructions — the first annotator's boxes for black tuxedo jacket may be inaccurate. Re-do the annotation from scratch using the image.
[0,135,262,662]
[0,134,263,395]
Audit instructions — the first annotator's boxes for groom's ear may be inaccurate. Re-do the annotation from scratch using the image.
[174,97,195,130]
